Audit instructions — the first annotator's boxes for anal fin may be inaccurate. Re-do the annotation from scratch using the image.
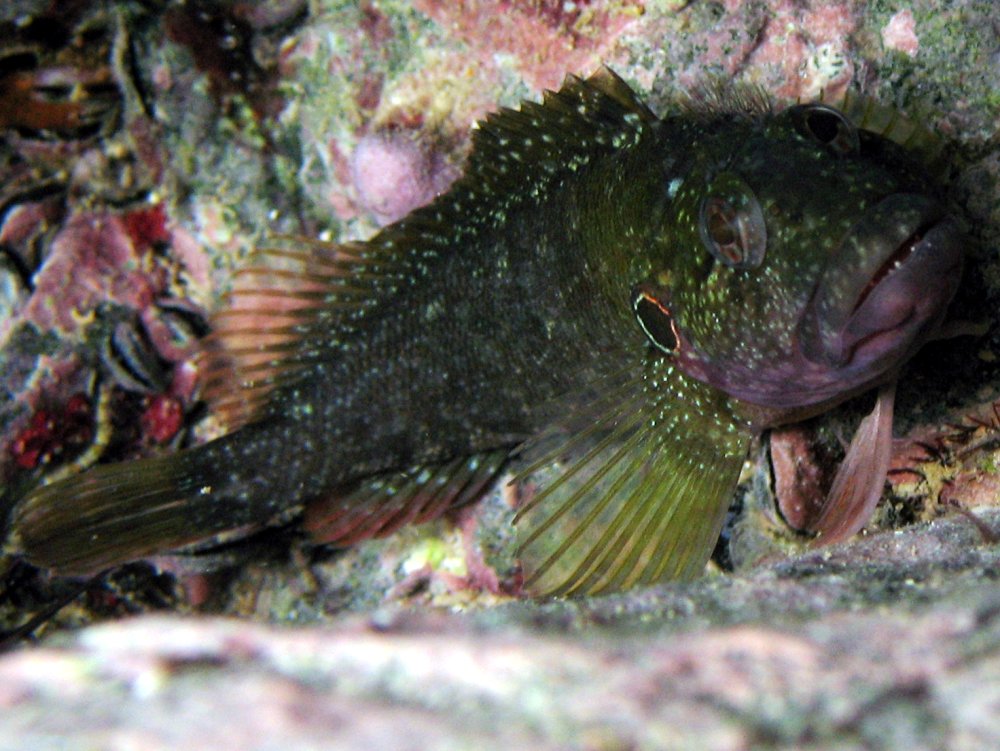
[304,450,510,546]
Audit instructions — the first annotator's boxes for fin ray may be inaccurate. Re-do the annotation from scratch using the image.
[547,440,658,595]
[10,454,217,575]
[515,360,752,597]
[304,450,510,547]
[821,90,946,170]
[809,383,896,545]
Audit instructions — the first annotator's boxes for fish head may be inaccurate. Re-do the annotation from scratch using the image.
[637,101,965,412]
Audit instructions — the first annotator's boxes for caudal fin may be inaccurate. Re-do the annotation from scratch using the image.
[8,452,225,576]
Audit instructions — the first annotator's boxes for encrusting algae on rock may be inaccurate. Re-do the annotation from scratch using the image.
[6,68,965,597]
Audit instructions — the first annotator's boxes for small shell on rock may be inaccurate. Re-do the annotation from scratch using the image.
[0,245,32,320]
[155,299,210,348]
[101,317,171,394]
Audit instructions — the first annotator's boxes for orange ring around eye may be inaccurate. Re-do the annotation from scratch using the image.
[632,285,680,354]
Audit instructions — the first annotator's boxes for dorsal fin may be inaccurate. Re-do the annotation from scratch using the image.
[463,66,657,208]
[679,79,773,121]
[819,89,946,170]
[196,237,387,431]
[197,67,658,432]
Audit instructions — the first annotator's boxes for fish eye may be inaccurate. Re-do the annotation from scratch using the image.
[698,173,766,269]
[790,104,859,156]
[631,284,679,355]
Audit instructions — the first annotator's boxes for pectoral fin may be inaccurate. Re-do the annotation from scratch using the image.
[514,360,751,597]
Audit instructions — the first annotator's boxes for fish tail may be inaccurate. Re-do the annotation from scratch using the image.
[8,450,230,576]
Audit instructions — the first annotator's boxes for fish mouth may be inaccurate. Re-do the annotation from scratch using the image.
[799,193,964,374]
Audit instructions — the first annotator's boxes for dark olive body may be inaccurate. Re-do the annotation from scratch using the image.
[8,69,963,597]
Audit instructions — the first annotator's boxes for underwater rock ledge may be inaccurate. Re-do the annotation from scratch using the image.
[3,510,1000,750]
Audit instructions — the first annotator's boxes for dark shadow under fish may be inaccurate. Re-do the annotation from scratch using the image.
[6,68,965,597]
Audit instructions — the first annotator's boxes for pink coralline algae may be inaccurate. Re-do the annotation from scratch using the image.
[140,394,184,445]
[743,0,857,99]
[412,0,643,90]
[9,394,92,471]
[881,10,919,58]
[351,130,459,225]
[22,212,166,334]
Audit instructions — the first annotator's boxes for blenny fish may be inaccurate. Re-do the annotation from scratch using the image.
[7,68,964,597]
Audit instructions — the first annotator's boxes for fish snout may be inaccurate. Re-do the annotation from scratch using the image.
[798,193,965,374]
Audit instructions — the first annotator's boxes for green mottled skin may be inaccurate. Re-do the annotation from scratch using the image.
[9,70,963,596]
[661,110,952,416]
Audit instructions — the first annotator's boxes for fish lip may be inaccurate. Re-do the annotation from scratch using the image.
[798,193,964,372]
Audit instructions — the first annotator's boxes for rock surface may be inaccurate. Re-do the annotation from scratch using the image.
[4,511,1000,749]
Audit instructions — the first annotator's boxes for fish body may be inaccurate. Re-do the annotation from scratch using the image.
[7,69,964,596]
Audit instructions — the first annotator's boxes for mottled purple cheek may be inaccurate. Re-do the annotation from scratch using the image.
[667,197,965,413]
